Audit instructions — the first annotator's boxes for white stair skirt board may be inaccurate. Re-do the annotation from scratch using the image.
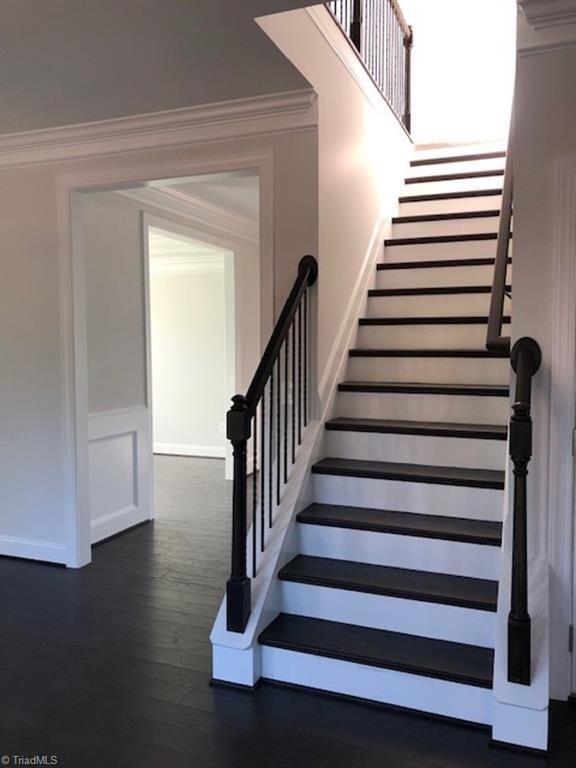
[298,523,500,580]
[405,158,506,180]
[402,176,504,197]
[365,293,502,317]
[390,217,507,239]
[356,323,495,350]
[325,431,506,471]
[400,195,503,217]
[346,356,510,385]
[260,647,493,726]
[492,700,549,753]
[279,582,496,648]
[384,240,500,262]
[212,644,261,688]
[313,475,503,521]
[337,392,508,425]
[376,264,512,290]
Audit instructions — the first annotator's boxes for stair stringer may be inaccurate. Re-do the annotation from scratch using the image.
[211,213,396,688]
[491,452,550,751]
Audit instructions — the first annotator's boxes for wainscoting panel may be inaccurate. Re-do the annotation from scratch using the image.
[88,407,152,544]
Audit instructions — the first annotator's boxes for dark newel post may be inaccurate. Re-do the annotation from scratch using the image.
[507,338,541,685]
[226,394,252,632]
[403,26,413,133]
[351,0,363,52]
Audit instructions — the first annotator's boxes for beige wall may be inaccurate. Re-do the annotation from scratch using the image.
[0,129,317,563]
[151,269,228,456]
[0,0,316,134]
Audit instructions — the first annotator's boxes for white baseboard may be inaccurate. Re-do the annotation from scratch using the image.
[0,535,67,565]
[154,442,225,458]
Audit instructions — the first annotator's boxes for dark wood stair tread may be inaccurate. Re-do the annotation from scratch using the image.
[259,614,494,688]
[279,555,498,611]
[406,169,504,184]
[368,285,510,297]
[392,210,501,224]
[359,315,510,326]
[410,151,505,167]
[377,257,511,271]
[348,349,509,358]
[385,233,499,246]
[297,503,503,546]
[400,189,502,203]
[339,381,509,396]
[326,417,507,440]
[312,458,505,489]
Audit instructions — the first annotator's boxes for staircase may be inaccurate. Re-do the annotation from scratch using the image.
[257,146,511,725]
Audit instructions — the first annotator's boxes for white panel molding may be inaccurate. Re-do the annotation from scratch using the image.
[88,406,152,544]
[154,443,225,459]
[519,0,576,28]
[0,536,67,564]
[548,157,576,699]
[0,89,317,168]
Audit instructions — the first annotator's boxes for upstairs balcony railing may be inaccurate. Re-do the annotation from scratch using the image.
[326,0,413,131]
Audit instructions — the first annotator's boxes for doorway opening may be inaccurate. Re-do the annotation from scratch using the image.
[71,168,261,556]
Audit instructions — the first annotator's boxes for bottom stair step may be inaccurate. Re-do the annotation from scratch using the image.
[259,614,494,688]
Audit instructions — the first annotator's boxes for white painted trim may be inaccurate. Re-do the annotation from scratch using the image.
[519,0,576,28]
[0,89,317,168]
[154,443,226,458]
[149,255,225,275]
[61,149,273,567]
[548,157,576,699]
[0,536,67,565]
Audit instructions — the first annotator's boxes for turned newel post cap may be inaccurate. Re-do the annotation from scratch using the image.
[227,394,251,441]
[230,394,248,411]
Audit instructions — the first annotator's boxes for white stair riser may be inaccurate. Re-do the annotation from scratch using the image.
[406,158,505,179]
[326,430,507,471]
[376,264,511,289]
[313,474,504,520]
[366,293,509,317]
[391,217,503,238]
[403,175,503,197]
[385,239,498,261]
[346,355,510,385]
[279,582,496,648]
[357,323,493,350]
[298,523,500,579]
[260,647,493,725]
[337,391,508,424]
[400,195,502,216]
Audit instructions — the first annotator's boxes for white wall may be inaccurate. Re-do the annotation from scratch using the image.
[512,11,576,700]
[400,0,517,145]
[259,5,412,404]
[150,264,228,458]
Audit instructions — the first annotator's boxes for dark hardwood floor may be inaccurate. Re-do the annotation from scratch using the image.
[0,455,573,767]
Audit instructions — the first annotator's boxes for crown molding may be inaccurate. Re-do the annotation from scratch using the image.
[120,186,258,242]
[0,88,317,168]
[518,0,576,28]
[150,254,225,276]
